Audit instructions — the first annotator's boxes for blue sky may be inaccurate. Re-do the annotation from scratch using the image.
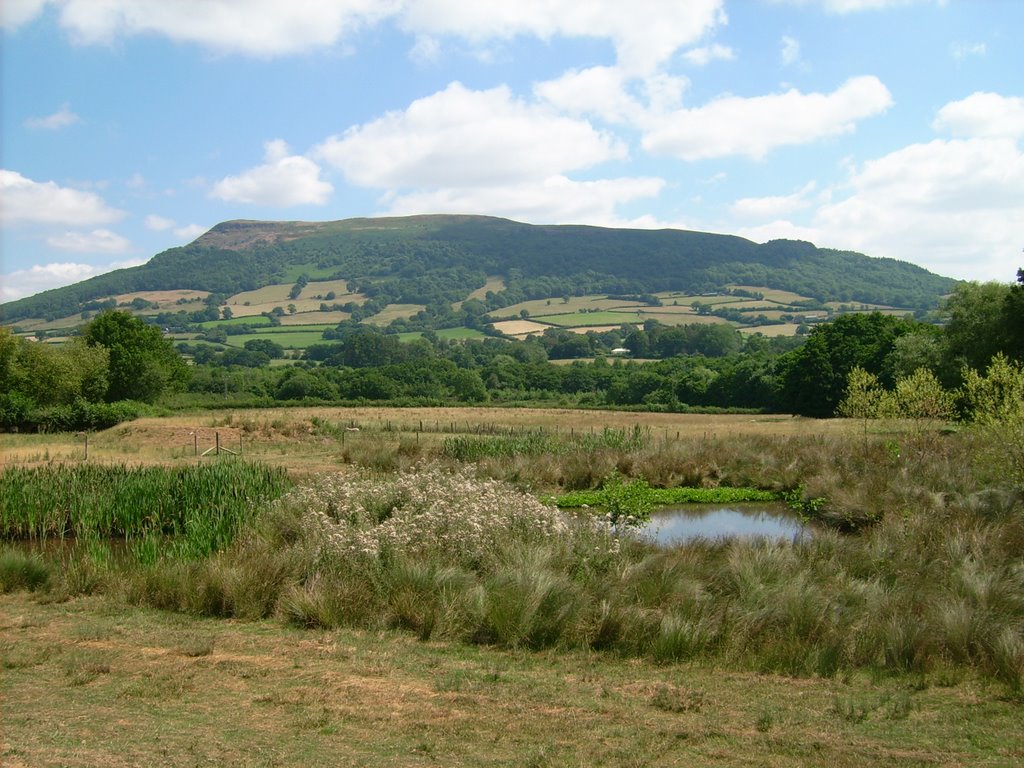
[2,0,1022,303]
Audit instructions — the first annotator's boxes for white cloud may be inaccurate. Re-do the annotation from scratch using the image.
[317,82,627,188]
[1,259,145,303]
[144,214,175,231]
[24,102,80,130]
[533,67,640,124]
[780,35,800,66]
[409,35,441,64]
[384,175,665,225]
[46,228,132,254]
[173,224,208,241]
[0,169,125,226]
[9,0,724,71]
[398,0,727,74]
[211,140,333,206]
[642,75,893,160]
[951,41,986,61]
[733,117,1024,283]
[731,182,818,219]
[42,0,395,56]
[769,0,943,13]
[0,0,47,30]
[933,92,1024,140]
[681,43,735,67]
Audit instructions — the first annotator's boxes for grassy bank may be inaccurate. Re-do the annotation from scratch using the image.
[3,591,1022,768]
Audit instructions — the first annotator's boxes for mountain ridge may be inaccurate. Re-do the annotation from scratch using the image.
[0,214,957,324]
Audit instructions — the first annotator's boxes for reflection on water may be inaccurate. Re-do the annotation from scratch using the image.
[640,503,809,546]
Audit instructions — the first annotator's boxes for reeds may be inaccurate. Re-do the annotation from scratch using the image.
[0,462,290,557]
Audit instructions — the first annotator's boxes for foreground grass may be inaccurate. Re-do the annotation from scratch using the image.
[2,591,1022,768]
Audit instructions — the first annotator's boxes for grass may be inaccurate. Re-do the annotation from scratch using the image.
[0,462,291,557]
[1,408,1023,763]
[396,327,488,342]
[2,591,1022,767]
[222,330,328,349]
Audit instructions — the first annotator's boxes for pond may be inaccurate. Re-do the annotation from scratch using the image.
[638,503,811,546]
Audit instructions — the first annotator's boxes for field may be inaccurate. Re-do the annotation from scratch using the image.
[2,408,1022,766]
[3,591,1021,768]
[364,303,426,325]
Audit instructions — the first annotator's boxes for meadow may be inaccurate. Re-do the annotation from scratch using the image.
[1,407,1022,765]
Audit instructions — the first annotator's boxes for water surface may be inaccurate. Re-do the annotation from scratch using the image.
[640,503,809,546]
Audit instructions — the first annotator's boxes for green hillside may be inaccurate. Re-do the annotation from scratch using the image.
[0,214,957,326]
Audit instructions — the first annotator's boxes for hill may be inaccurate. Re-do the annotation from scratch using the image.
[0,214,956,329]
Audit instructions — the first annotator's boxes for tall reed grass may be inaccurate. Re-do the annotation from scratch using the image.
[0,462,291,557]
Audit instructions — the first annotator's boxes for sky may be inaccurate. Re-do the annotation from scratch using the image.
[2,0,1023,304]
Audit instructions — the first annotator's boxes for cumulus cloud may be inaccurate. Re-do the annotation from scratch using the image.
[384,175,665,225]
[681,44,735,68]
[397,0,726,74]
[24,102,80,130]
[144,214,175,231]
[730,92,1024,282]
[933,92,1024,140]
[1,259,145,303]
[210,140,333,207]
[19,0,394,56]
[0,169,125,226]
[8,0,724,71]
[731,182,818,219]
[46,228,132,254]
[533,67,642,124]
[317,82,627,188]
[173,224,208,241]
[0,0,47,30]
[642,75,893,161]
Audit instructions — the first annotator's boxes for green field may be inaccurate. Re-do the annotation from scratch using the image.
[534,310,649,327]
[223,330,327,349]
[397,327,488,342]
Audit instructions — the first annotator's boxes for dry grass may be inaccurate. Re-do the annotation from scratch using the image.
[363,304,426,326]
[2,592,1020,767]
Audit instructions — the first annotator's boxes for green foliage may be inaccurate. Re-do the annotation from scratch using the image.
[780,313,920,417]
[82,311,190,402]
[556,485,778,508]
[0,463,291,557]
[0,215,956,326]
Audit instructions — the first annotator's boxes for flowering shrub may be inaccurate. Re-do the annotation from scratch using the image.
[288,465,598,569]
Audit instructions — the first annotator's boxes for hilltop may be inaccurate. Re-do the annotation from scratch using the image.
[1,215,956,341]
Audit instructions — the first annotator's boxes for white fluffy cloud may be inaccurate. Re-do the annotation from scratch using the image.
[398,0,726,74]
[9,0,724,71]
[731,182,818,219]
[0,169,125,226]
[211,140,332,207]
[173,224,208,241]
[642,76,893,160]
[22,0,393,56]
[0,0,48,30]
[681,44,735,68]
[384,175,664,225]
[46,228,132,254]
[932,92,1024,140]
[317,82,627,188]
[24,102,80,130]
[144,214,175,231]
[730,92,1024,282]
[1,259,145,302]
